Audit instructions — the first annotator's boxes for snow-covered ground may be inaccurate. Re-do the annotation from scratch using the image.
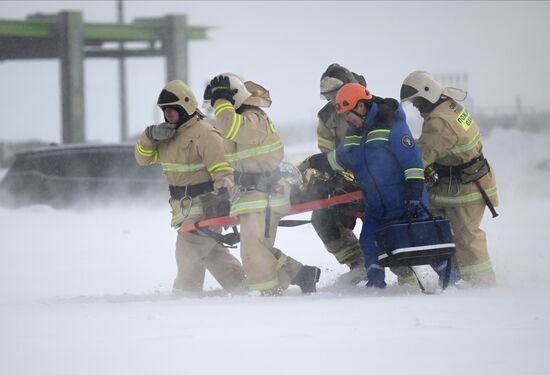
[1,128,549,375]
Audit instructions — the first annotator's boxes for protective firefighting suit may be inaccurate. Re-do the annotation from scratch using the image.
[135,80,246,297]
[207,76,318,295]
[417,99,498,286]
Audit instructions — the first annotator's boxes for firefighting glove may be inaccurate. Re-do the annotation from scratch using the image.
[209,75,238,106]
[145,122,177,144]
[306,153,334,174]
[200,187,231,218]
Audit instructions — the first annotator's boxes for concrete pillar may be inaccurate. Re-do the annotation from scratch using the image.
[56,11,85,143]
[163,15,188,83]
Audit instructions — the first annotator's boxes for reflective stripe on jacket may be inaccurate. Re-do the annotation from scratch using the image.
[213,99,288,216]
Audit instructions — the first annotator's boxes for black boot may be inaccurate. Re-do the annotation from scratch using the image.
[291,265,321,294]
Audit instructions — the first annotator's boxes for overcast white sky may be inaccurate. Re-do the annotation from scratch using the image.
[1,1,549,143]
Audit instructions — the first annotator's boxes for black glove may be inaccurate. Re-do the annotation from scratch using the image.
[404,199,422,218]
[209,75,238,106]
[145,122,177,144]
[307,153,333,174]
[200,187,231,218]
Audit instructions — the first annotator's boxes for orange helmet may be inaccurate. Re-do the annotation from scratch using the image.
[335,83,373,113]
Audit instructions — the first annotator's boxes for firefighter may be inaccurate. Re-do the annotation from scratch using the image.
[305,83,453,288]
[400,71,498,287]
[203,73,321,295]
[135,80,246,297]
[314,63,367,284]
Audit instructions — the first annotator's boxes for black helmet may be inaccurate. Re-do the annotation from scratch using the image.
[320,63,366,101]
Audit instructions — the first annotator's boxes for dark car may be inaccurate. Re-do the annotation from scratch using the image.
[0,143,166,208]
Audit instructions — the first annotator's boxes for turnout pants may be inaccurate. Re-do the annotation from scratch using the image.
[311,206,364,267]
[431,203,496,286]
[173,230,246,297]
[239,210,302,295]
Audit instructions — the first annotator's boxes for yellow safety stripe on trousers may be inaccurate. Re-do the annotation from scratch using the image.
[404,167,425,180]
[207,161,234,174]
[224,140,283,163]
[366,129,390,143]
[327,150,344,171]
[460,259,493,276]
[344,135,361,147]
[248,277,280,292]
[275,254,288,271]
[431,185,497,205]
[334,243,362,264]
[171,205,204,227]
[160,162,207,173]
[318,136,335,151]
[214,102,233,116]
[135,142,158,161]
[230,196,290,216]
[444,131,481,157]
[226,113,244,140]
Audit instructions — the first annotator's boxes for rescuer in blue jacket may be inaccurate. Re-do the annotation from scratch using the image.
[307,83,434,288]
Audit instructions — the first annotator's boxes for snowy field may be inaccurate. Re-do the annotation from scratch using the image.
[1,128,550,375]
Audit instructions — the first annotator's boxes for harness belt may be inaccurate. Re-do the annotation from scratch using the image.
[434,153,485,179]
[234,170,282,193]
[434,153,498,217]
[169,181,214,200]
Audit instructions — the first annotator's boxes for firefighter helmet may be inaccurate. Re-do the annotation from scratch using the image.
[400,70,467,104]
[320,63,366,101]
[157,80,198,116]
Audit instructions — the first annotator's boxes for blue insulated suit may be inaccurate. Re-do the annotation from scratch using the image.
[327,98,428,288]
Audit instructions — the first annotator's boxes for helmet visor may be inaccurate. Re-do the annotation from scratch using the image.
[400,84,419,102]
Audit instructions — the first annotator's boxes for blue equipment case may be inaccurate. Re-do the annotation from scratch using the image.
[375,214,456,267]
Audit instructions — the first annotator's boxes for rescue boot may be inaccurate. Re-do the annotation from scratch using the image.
[291,265,321,294]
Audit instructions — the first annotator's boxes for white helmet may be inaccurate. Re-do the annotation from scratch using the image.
[400,70,467,104]
[203,72,252,110]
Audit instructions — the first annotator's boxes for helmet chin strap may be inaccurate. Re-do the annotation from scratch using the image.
[350,109,367,121]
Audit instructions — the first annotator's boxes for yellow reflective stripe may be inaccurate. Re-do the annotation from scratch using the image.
[334,243,362,264]
[214,102,233,116]
[211,167,233,174]
[226,113,243,140]
[366,129,390,143]
[224,140,283,162]
[171,206,203,226]
[343,135,362,147]
[207,161,231,172]
[327,150,344,171]
[135,142,157,159]
[160,162,206,173]
[460,260,493,276]
[446,131,481,156]
[248,278,280,292]
[268,119,277,133]
[275,254,288,271]
[405,167,425,180]
[318,136,335,150]
[431,186,497,205]
[230,196,289,216]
